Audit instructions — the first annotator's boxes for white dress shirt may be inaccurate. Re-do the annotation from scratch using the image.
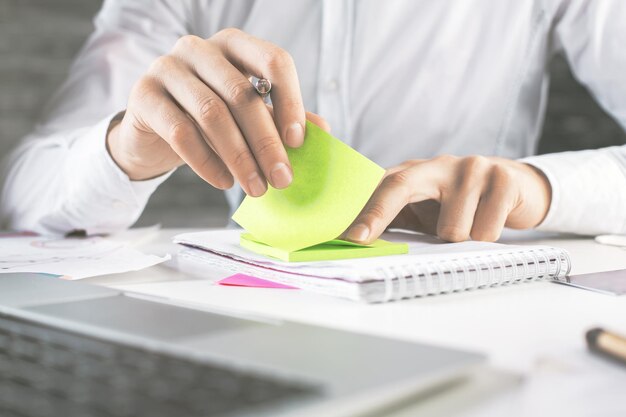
[1,0,626,235]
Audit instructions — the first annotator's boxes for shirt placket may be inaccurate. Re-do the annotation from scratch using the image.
[317,0,354,144]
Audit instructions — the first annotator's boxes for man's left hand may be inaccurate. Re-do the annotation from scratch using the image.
[345,155,552,243]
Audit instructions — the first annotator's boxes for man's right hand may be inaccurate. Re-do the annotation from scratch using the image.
[106,28,327,196]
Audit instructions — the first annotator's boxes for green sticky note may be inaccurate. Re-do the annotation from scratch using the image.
[232,121,386,252]
[240,233,408,262]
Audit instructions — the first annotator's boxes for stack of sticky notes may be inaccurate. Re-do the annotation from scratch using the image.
[232,121,408,262]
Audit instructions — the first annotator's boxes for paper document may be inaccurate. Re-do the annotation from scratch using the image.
[0,234,169,279]
[232,121,386,252]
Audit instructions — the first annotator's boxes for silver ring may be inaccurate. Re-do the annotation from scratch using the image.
[254,78,272,98]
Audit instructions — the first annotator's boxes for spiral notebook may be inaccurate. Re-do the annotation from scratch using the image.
[174,229,572,303]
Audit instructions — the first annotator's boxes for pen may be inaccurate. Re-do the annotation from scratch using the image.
[586,327,626,365]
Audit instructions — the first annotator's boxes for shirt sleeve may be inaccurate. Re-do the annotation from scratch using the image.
[523,0,626,235]
[522,147,626,235]
[0,0,194,235]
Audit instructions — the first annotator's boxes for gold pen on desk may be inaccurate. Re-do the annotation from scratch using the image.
[586,327,626,365]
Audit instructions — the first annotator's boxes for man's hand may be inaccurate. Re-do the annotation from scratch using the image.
[345,156,552,243]
[106,29,327,196]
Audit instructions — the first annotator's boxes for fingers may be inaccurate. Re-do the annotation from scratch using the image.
[344,156,521,245]
[435,158,485,242]
[148,55,272,196]
[346,166,439,244]
[470,166,517,241]
[436,191,481,242]
[420,157,516,242]
[131,77,233,189]
[172,36,293,191]
[211,29,306,148]
[433,158,523,242]
[471,194,509,242]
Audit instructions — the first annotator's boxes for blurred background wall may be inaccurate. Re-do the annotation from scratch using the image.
[1,0,625,228]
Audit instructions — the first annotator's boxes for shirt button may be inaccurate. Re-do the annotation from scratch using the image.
[326,79,339,92]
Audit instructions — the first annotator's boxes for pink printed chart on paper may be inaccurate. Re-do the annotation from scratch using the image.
[0,234,169,279]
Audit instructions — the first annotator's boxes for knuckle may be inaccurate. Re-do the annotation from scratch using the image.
[223,79,253,107]
[437,226,469,243]
[130,76,158,102]
[384,170,410,188]
[456,156,491,190]
[365,202,387,222]
[168,122,193,149]
[262,47,294,72]
[213,27,241,41]
[197,96,227,124]
[434,154,457,164]
[489,164,514,186]
[403,159,423,167]
[232,148,255,168]
[461,155,490,173]
[382,171,412,202]
[148,55,178,75]
[174,34,202,51]
[483,166,516,202]
[253,135,282,157]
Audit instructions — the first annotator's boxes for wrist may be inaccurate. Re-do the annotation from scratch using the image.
[106,118,140,180]
[105,114,173,181]
[522,162,552,227]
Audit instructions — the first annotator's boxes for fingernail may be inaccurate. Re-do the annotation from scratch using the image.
[347,223,370,242]
[270,162,293,189]
[285,123,304,147]
[247,172,267,197]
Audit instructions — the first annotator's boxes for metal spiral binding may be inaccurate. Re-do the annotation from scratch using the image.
[526,249,539,282]
[519,250,530,281]
[449,259,461,291]
[408,263,424,299]
[484,253,496,288]
[393,265,407,302]
[422,263,433,296]
[461,258,476,289]
[432,262,446,294]
[510,252,520,283]
[535,249,550,281]
[376,247,567,300]
[552,248,562,278]
[381,267,394,302]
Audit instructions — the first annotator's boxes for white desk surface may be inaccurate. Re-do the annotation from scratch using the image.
[85,228,626,416]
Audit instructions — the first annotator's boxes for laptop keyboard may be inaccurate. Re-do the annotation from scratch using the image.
[0,313,319,417]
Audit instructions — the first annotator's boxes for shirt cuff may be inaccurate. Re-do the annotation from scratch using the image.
[521,149,626,235]
[42,114,174,235]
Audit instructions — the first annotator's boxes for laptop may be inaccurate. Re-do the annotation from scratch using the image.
[0,273,483,417]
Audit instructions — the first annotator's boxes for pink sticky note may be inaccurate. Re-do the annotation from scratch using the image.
[218,273,298,290]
